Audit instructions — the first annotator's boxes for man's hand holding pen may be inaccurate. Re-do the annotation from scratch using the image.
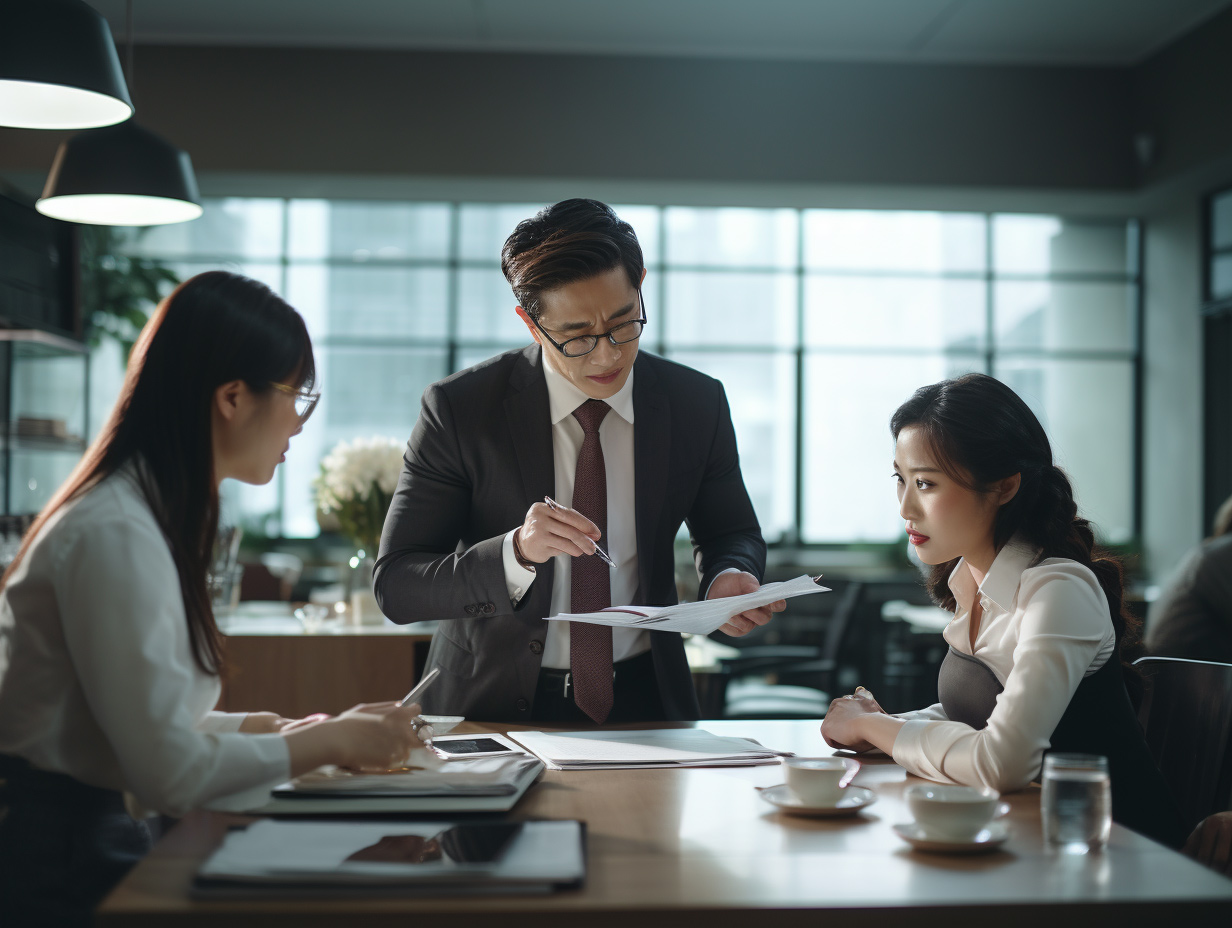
[513,496,614,567]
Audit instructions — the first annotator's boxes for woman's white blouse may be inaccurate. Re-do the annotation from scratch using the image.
[891,537,1117,792]
[0,467,289,816]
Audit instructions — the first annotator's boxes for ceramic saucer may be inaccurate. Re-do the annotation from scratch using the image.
[892,820,1011,853]
[759,784,877,817]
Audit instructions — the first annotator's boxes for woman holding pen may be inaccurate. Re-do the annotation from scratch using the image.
[0,272,426,926]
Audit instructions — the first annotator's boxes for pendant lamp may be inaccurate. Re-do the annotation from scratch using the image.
[0,0,133,130]
[35,1,203,227]
[36,121,203,225]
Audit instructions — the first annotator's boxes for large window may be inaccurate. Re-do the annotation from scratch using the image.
[122,200,1141,544]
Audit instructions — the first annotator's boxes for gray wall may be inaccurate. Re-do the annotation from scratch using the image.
[0,46,1136,190]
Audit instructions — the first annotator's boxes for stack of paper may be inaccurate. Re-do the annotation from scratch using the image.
[546,573,829,635]
[194,819,585,897]
[273,755,540,799]
[246,752,543,815]
[507,728,788,771]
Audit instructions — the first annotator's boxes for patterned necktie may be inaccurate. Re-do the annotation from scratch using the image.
[570,398,613,724]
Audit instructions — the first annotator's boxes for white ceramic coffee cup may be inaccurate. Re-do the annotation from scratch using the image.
[905,784,1007,840]
[784,757,856,806]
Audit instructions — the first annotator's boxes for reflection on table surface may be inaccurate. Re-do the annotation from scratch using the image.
[98,719,1232,926]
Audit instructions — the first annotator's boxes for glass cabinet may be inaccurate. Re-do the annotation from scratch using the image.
[0,330,88,515]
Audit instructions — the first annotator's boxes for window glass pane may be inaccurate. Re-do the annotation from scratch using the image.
[458,203,549,261]
[804,277,985,351]
[457,267,533,344]
[993,216,1129,276]
[1211,253,1232,301]
[666,350,796,539]
[1211,191,1232,251]
[277,347,449,537]
[665,271,796,348]
[994,282,1132,352]
[993,359,1133,542]
[456,345,530,372]
[286,266,448,340]
[665,208,797,269]
[165,261,285,296]
[610,205,661,267]
[802,354,983,542]
[287,200,450,260]
[132,198,284,259]
[803,211,985,273]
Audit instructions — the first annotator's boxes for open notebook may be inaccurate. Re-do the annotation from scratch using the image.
[545,574,829,635]
[507,728,789,771]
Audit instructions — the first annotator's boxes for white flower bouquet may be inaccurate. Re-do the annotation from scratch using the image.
[313,437,405,555]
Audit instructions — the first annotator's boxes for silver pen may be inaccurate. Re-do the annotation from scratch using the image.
[543,496,617,568]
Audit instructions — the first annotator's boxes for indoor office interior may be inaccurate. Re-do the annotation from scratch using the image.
[1,0,1232,915]
[1,2,1231,719]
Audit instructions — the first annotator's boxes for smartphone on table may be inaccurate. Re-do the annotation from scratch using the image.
[428,733,524,760]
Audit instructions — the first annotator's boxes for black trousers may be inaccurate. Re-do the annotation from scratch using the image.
[531,649,666,724]
[0,754,152,928]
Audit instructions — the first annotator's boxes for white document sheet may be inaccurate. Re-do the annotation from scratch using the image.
[507,728,788,770]
[545,573,829,635]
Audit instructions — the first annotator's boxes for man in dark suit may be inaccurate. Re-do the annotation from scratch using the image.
[375,199,782,724]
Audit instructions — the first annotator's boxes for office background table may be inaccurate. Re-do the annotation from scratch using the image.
[98,720,1232,926]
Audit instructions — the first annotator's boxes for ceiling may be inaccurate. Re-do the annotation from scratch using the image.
[91,0,1232,67]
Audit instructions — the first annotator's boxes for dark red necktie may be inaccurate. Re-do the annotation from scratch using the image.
[570,398,613,724]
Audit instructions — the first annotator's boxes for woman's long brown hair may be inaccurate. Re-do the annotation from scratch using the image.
[1,271,314,675]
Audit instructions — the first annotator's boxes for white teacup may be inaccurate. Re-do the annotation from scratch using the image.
[906,784,1007,840]
[784,757,857,806]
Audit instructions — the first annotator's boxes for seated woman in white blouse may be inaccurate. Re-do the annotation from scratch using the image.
[821,373,1185,848]
[0,272,424,925]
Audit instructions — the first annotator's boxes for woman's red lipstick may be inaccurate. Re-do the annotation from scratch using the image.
[907,529,930,545]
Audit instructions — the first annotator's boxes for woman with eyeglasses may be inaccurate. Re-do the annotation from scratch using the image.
[0,271,424,926]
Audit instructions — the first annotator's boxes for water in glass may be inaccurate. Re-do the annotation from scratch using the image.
[1042,753,1111,853]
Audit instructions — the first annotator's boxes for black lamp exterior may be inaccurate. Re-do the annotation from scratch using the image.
[41,122,201,206]
[0,0,132,112]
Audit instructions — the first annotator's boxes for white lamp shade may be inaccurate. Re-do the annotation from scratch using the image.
[0,1,133,130]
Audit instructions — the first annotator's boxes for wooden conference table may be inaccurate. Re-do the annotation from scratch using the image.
[99,720,1232,926]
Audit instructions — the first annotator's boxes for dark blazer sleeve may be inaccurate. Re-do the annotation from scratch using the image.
[685,379,767,596]
[373,382,510,623]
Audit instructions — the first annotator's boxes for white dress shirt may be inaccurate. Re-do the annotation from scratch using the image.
[891,536,1117,793]
[0,465,290,817]
[501,361,650,668]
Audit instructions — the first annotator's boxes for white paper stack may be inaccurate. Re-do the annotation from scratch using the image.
[546,574,829,635]
[273,754,540,798]
[194,819,585,897]
[507,728,787,771]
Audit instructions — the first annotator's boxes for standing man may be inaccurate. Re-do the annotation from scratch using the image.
[375,199,781,724]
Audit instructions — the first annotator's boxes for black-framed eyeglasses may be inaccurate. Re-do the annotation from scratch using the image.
[269,381,321,422]
[531,290,647,359]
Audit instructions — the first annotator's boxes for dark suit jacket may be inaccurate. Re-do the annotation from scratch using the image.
[374,345,766,722]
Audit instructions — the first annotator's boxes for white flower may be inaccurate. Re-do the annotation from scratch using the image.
[314,436,404,511]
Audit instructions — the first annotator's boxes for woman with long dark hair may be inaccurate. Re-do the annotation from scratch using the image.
[821,372,1185,847]
[0,272,423,925]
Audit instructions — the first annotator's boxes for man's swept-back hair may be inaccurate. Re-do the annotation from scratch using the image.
[501,198,643,319]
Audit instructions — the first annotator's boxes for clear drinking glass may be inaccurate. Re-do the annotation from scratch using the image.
[1042,753,1111,853]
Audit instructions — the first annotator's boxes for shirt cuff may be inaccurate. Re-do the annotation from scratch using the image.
[502,530,537,605]
[200,711,248,734]
[888,718,932,777]
[701,567,744,600]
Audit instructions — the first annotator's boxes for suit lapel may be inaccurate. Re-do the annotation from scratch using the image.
[505,345,556,595]
[633,355,671,605]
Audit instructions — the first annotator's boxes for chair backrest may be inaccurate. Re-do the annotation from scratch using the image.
[1134,656,1232,829]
